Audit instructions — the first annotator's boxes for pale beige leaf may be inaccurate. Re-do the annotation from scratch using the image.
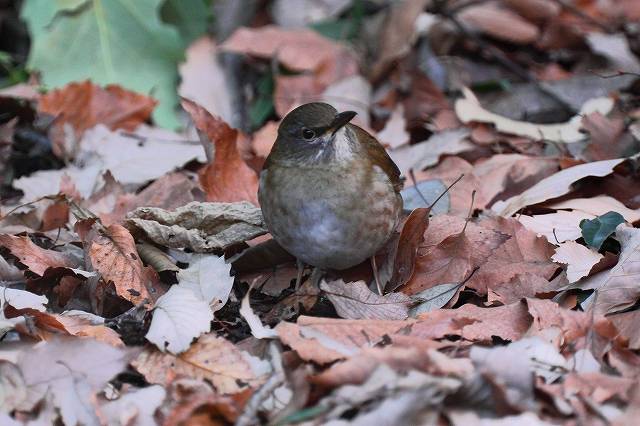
[389,128,473,173]
[593,225,640,314]
[178,37,233,123]
[547,196,640,223]
[518,211,592,243]
[493,157,626,217]
[126,201,266,252]
[99,385,166,426]
[455,88,614,144]
[320,279,412,320]
[177,254,234,311]
[145,285,213,354]
[552,241,603,283]
[133,334,259,394]
[376,104,410,149]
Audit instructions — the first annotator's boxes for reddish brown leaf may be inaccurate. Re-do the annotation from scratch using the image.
[0,234,75,276]
[459,3,540,45]
[39,81,156,158]
[181,98,259,205]
[610,310,640,350]
[582,112,630,161]
[89,224,160,306]
[401,215,509,295]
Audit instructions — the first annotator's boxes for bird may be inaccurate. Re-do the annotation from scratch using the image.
[258,102,403,292]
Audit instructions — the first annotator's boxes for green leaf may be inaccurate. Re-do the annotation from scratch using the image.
[21,0,184,129]
[160,0,211,45]
[580,211,625,251]
[248,72,274,130]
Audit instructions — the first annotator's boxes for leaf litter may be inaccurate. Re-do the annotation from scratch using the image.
[1,0,640,424]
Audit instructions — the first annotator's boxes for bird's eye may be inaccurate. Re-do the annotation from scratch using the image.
[302,128,315,140]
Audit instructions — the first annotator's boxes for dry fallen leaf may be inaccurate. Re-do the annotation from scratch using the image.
[0,338,132,425]
[177,254,234,312]
[181,98,259,205]
[376,104,410,149]
[459,3,540,45]
[126,201,266,252]
[592,225,640,315]
[99,385,166,426]
[493,157,627,217]
[133,334,260,394]
[455,88,614,144]
[552,241,603,283]
[89,224,160,306]
[178,37,233,124]
[0,234,77,276]
[39,81,156,158]
[145,285,213,354]
[321,279,412,320]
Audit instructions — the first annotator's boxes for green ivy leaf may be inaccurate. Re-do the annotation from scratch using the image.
[161,0,211,46]
[21,0,184,129]
[580,211,625,251]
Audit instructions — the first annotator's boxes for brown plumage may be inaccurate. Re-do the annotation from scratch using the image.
[258,102,403,271]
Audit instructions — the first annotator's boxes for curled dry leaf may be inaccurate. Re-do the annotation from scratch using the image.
[493,157,627,217]
[181,98,259,205]
[0,338,132,425]
[0,234,77,276]
[459,3,540,45]
[320,279,412,320]
[126,201,266,252]
[552,241,603,283]
[592,225,640,315]
[455,88,614,144]
[239,288,278,339]
[145,285,213,354]
[89,224,160,306]
[133,334,260,394]
[39,81,156,158]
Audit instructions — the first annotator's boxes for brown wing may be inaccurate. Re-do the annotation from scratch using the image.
[349,124,403,193]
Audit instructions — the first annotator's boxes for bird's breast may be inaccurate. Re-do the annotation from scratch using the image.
[258,162,402,269]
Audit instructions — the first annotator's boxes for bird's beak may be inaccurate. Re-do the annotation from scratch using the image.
[329,111,357,135]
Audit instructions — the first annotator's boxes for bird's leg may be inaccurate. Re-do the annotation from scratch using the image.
[309,267,325,289]
[294,258,305,291]
[371,256,384,295]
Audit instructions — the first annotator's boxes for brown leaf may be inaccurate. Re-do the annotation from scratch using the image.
[459,3,540,45]
[320,279,412,320]
[0,234,76,276]
[582,112,631,161]
[89,224,160,305]
[222,25,356,77]
[466,217,557,295]
[39,81,156,158]
[371,0,431,80]
[610,310,640,350]
[132,334,261,394]
[382,207,430,291]
[502,0,560,22]
[181,98,259,205]
[251,120,279,158]
[401,215,509,295]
